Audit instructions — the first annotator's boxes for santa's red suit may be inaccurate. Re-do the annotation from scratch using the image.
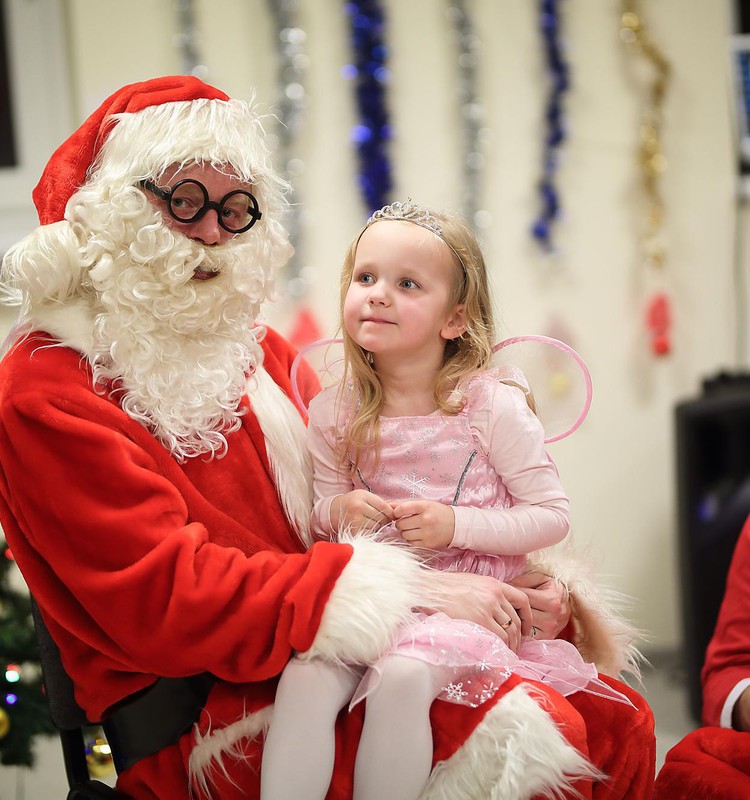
[0,76,655,799]
[655,516,750,799]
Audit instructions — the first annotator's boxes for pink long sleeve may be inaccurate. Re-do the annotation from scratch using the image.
[449,381,570,556]
[306,380,569,555]
[307,389,354,538]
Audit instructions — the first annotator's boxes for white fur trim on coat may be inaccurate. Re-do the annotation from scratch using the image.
[187,685,601,800]
[248,366,313,541]
[188,705,272,799]
[26,299,97,356]
[528,542,644,680]
[422,684,602,800]
[299,534,425,665]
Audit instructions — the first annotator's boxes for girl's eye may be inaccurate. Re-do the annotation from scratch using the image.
[400,279,418,289]
[357,273,374,285]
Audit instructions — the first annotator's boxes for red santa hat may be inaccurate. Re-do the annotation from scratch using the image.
[33,75,229,226]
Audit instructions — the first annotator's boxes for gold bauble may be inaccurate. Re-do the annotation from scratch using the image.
[86,734,115,778]
[0,706,10,740]
[549,371,571,397]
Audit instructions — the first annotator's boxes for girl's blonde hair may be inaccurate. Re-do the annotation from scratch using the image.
[338,209,495,470]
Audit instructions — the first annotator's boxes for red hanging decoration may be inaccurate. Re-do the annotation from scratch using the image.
[646,291,671,356]
[288,305,324,351]
[621,2,672,358]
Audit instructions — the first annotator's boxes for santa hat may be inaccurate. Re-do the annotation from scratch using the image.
[33,76,229,226]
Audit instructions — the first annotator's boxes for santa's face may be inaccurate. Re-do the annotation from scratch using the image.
[72,169,276,461]
[142,163,256,255]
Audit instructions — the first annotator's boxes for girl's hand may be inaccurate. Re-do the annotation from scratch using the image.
[392,500,455,549]
[330,490,394,533]
[507,570,571,640]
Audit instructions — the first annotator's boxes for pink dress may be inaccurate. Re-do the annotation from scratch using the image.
[308,369,632,708]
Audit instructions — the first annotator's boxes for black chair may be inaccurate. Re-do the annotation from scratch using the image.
[30,598,130,799]
[31,598,214,799]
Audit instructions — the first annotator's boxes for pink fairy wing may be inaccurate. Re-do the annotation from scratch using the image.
[291,335,593,443]
[290,337,345,410]
[492,335,593,443]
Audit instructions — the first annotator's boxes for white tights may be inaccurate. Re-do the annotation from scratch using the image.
[260,655,444,800]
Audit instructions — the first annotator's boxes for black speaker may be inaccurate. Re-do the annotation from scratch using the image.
[675,372,750,723]
[736,0,750,33]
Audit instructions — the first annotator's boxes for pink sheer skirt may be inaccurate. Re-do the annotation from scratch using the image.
[351,612,634,709]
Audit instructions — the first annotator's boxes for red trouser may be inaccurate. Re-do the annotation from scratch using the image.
[117,675,655,800]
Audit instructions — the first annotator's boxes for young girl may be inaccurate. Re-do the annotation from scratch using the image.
[260,200,629,800]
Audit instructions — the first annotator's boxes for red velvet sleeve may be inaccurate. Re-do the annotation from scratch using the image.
[260,326,321,413]
[0,337,349,716]
[701,515,750,726]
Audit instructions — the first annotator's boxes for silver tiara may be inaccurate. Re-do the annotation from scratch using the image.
[366,198,443,237]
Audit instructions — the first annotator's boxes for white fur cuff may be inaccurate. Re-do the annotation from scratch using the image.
[299,535,425,665]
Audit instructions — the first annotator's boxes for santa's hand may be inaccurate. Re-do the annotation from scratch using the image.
[331,490,394,533]
[424,571,532,652]
[508,571,571,640]
[392,500,455,549]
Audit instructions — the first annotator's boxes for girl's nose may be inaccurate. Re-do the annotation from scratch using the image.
[368,285,389,305]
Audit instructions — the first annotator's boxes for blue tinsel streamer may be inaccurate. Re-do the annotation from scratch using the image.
[531,0,570,252]
[344,0,393,214]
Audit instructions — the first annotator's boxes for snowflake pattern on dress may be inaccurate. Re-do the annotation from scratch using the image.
[403,470,428,498]
[337,372,634,710]
[444,681,469,702]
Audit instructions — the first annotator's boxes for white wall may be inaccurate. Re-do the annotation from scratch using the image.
[60,0,735,647]
[3,0,740,648]
[0,0,741,791]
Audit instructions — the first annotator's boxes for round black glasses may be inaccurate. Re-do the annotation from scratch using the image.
[140,179,262,234]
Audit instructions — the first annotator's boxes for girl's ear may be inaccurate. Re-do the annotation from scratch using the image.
[441,304,467,340]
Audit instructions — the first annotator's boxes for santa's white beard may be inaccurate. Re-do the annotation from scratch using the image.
[87,207,271,462]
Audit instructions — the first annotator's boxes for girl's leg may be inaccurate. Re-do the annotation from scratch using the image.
[260,657,361,800]
[353,656,447,800]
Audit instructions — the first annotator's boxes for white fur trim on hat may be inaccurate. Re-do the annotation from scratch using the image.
[91,96,289,225]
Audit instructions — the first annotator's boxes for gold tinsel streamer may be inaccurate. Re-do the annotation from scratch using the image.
[620,2,672,356]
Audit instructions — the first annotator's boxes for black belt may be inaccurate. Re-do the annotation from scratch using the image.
[103,674,215,772]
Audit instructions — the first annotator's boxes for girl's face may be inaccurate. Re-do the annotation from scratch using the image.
[344,220,465,364]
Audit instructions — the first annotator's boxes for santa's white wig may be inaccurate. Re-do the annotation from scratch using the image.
[0,77,295,461]
[3,78,292,313]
